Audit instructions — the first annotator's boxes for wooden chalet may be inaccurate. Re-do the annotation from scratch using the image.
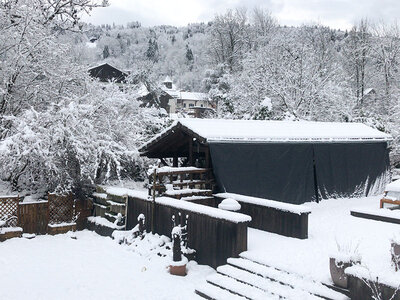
[140,119,392,205]
[88,63,128,83]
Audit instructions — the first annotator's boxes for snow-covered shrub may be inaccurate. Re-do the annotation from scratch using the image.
[0,81,166,193]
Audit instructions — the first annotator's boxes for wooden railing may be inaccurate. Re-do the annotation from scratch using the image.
[148,167,213,197]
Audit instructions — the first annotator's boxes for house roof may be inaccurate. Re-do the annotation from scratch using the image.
[178,92,208,101]
[140,119,392,153]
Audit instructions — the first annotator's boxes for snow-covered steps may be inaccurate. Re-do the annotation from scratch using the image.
[229,257,348,300]
[195,282,247,300]
[217,264,321,299]
[195,257,348,300]
[205,273,279,299]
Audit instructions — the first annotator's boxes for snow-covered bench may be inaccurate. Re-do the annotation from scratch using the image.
[215,193,311,239]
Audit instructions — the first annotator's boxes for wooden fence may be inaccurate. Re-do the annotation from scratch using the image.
[215,193,311,239]
[0,195,92,236]
[19,201,49,234]
[126,195,251,268]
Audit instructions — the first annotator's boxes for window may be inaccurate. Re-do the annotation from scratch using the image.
[183,103,186,108]
[189,103,194,107]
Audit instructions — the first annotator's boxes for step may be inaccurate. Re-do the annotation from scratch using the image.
[217,265,321,300]
[164,188,212,199]
[195,282,247,300]
[229,257,347,300]
[206,273,279,300]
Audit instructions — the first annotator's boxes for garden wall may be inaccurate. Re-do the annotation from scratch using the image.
[215,193,311,239]
[126,195,251,268]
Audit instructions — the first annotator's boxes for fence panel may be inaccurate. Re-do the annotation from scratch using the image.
[18,201,49,234]
[48,194,74,224]
[0,196,19,227]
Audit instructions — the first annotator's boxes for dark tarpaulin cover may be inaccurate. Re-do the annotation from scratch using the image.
[313,143,390,199]
[209,143,316,204]
[209,142,390,204]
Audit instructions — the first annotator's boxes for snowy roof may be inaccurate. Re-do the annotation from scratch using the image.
[140,119,391,152]
[177,92,208,101]
[163,75,172,83]
[182,119,390,142]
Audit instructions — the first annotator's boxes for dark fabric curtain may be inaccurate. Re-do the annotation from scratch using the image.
[209,142,390,204]
[209,143,316,204]
[313,143,390,199]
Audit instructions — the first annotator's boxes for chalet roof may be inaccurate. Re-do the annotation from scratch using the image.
[140,119,392,153]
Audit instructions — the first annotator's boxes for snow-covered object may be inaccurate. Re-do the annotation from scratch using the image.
[170,255,188,267]
[171,226,182,237]
[141,119,392,148]
[87,216,125,230]
[386,179,400,193]
[0,227,22,234]
[345,265,400,289]
[147,166,203,176]
[216,193,311,215]
[156,197,251,223]
[218,198,241,211]
[104,187,150,201]
[260,97,272,111]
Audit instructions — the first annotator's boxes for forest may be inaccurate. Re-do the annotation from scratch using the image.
[1,0,399,196]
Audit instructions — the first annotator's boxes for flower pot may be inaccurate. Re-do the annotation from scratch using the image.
[169,256,188,276]
[329,256,360,288]
[391,242,400,271]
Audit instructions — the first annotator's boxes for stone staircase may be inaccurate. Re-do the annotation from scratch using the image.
[195,255,349,300]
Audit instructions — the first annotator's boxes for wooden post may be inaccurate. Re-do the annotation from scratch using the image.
[173,155,178,167]
[151,168,156,233]
[188,139,193,166]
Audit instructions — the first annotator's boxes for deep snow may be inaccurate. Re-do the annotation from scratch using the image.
[244,195,400,287]
[0,230,213,300]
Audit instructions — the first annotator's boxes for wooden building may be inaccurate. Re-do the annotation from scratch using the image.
[139,119,392,205]
[88,63,128,83]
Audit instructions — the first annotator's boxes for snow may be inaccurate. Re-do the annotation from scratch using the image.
[143,119,392,147]
[156,197,252,223]
[218,198,241,211]
[351,207,400,219]
[346,265,400,289]
[92,192,108,199]
[48,222,76,228]
[87,216,125,229]
[386,179,400,193]
[244,195,400,285]
[164,188,211,196]
[170,256,188,267]
[0,230,214,299]
[260,97,272,111]
[104,186,150,201]
[148,166,205,175]
[177,91,209,101]
[0,227,22,233]
[216,192,311,214]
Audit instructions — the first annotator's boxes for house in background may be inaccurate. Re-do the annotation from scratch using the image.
[160,77,214,115]
[88,63,128,84]
[137,76,214,116]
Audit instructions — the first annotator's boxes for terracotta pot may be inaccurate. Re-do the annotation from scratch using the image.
[391,243,400,271]
[169,264,187,276]
[330,257,359,288]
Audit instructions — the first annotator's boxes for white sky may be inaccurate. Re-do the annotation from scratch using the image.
[83,0,400,30]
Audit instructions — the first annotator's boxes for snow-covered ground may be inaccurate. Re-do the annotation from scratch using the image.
[1,195,400,299]
[0,231,213,300]
[245,195,400,285]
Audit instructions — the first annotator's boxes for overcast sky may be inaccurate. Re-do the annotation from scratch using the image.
[83,0,400,30]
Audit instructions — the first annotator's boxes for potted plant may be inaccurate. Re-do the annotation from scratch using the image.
[330,240,361,288]
[169,225,187,276]
[391,235,400,271]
